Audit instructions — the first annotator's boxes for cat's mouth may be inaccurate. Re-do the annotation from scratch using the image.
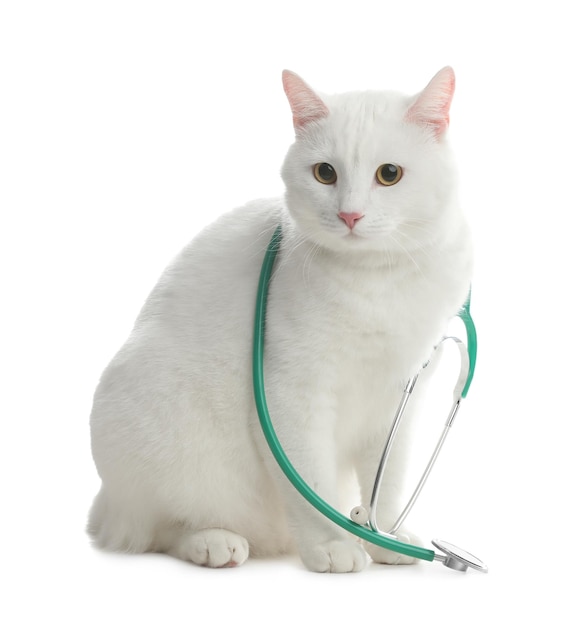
[336,229,378,250]
[343,232,363,242]
[336,227,396,253]
[341,228,367,241]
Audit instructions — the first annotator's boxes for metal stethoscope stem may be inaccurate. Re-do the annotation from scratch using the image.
[368,337,468,538]
[362,333,487,573]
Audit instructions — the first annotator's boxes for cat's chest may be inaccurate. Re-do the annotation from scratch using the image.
[268,248,451,385]
[295,266,426,340]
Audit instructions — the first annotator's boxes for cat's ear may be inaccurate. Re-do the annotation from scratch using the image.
[282,70,329,132]
[406,66,455,138]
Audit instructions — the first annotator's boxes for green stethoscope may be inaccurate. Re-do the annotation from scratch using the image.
[252,226,488,573]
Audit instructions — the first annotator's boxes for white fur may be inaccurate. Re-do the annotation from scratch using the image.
[88,68,472,573]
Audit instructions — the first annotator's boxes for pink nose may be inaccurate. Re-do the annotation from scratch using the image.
[338,211,364,230]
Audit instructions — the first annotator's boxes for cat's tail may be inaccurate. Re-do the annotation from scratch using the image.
[87,486,158,553]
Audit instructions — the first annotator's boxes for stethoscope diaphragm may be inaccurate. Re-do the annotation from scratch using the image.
[432,539,488,573]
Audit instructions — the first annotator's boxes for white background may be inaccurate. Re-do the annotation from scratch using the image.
[1,1,562,623]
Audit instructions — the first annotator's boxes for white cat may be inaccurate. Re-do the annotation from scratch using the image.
[88,67,472,573]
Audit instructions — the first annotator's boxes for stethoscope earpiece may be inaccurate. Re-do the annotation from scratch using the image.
[349,506,369,526]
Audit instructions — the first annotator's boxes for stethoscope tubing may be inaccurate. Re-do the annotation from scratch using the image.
[252,225,436,562]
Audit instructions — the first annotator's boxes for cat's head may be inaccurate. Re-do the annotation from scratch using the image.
[280,68,460,256]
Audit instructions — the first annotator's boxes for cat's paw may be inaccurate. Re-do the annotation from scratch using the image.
[183,529,249,568]
[301,539,367,573]
[364,531,422,565]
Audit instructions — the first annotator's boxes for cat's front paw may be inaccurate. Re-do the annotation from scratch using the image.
[364,531,422,565]
[301,539,367,573]
[183,529,249,568]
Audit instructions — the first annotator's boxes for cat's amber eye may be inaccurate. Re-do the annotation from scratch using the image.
[313,163,337,185]
[376,163,403,186]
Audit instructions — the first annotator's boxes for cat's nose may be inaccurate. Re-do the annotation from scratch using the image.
[338,212,364,230]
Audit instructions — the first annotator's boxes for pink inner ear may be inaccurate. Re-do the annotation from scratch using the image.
[405,66,455,137]
[282,70,329,131]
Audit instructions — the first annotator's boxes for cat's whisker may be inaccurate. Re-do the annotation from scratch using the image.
[389,234,428,279]
[401,220,436,245]
[393,225,438,262]
[243,224,283,260]
[384,249,395,278]
[403,220,436,237]
[271,229,310,283]
[302,239,322,287]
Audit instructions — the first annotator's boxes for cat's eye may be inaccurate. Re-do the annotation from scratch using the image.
[313,163,337,185]
[376,163,403,186]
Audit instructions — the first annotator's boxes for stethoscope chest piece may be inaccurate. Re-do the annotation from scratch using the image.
[432,539,488,573]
